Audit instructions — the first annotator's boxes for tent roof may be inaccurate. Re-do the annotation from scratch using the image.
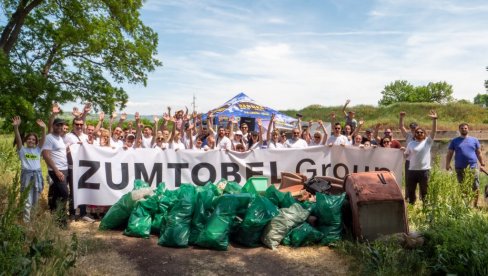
[206,92,297,125]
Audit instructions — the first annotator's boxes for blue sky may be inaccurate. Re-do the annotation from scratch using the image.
[122,0,488,114]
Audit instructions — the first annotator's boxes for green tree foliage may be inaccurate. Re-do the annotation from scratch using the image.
[378,80,454,106]
[473,93,488,107]
[0,0,161,131]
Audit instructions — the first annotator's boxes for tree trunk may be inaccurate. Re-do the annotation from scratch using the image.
[0,0,44,55]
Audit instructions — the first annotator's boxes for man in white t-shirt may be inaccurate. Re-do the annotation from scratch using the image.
[215,126,232,150]
[64,117,93,222]
[284,128,308,148]
[326,123,349,146]
[141,125,153,148]
[42,118,69,226]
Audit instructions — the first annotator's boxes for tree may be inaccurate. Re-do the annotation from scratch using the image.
[378,80,454,106]
[0,0,161,131]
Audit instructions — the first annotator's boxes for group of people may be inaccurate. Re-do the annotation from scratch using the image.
[14,100,485,224]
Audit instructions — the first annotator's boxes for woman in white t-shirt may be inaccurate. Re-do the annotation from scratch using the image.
[13,116,46,222]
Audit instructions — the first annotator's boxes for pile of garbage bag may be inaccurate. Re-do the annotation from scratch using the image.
[99,178,346,251]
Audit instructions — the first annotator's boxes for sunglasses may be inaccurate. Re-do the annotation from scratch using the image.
[74,123,84,126]
[416,131,424,134]
[334,127,341,130]
[293,132,300,134]
[314,136,321,139]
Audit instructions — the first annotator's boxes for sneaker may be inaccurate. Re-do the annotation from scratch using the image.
[81,215,95,223]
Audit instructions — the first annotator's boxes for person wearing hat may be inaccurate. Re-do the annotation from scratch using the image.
[342,99,357,131]
[231,130,246,150]
[361,128,378,145]
[42,117,69,226]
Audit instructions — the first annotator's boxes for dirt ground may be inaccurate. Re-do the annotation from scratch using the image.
[69,221,352,276]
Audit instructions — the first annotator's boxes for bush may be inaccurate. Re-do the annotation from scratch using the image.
[0,135,78,275]
[340,159,488,275]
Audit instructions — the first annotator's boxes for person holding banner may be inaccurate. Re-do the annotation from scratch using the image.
[309,120,328,146]
[327,123,348,146]
[403,110,438,204]
[284,128,308,148]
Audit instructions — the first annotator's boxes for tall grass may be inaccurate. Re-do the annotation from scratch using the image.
[0,135,78,275]
[339,158,488,275]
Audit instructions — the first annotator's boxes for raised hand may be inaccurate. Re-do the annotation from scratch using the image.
[399,111,406,117]
[330,112,336,119]
[153,115,159,123]
[135,112,140,121]
[358,119,364,126]
[98,111,105,121]
[83,102,92,113]
[111,111,118,119]
[120,112,127,121]
[162,113,170,121]
[257,118,262,126]
[72,107,82,118]
[345,99,351,105]
[12,116,21,127]
[52,103,61,114]
[428,110,438,119]
[36,119,46,128]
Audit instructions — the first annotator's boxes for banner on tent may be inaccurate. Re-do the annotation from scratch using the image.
[71,144,403,207]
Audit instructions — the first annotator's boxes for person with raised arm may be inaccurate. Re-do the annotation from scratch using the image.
[404,110,438,204]
[284,127,308,148]
[109,112,124,149]
[13,116,46,222]
[266,114,283,149]
[248,118,265,150]
[168,115,186,151]
[309,120,328,146]
[342,99,357,131]
[64,115,94,222]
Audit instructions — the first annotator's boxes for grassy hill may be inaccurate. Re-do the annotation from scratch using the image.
[281,102,488,131]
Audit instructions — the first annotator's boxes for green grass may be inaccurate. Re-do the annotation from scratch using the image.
[0,135,78,275]
[339,158,488,275]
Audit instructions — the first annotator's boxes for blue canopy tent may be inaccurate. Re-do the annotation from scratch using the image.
[202,92,298,131]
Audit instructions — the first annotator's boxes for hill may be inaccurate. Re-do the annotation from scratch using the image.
[281,102,488,131]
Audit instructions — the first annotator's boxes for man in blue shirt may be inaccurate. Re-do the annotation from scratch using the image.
[446,123,485,206]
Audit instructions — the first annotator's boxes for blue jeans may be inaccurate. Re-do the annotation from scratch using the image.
[20,169,43,222]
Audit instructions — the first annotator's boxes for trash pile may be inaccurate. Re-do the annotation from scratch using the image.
[99,177,346,251]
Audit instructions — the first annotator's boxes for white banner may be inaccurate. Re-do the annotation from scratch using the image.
[71,144,404,207]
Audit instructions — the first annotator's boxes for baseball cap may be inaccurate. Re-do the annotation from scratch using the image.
[235,130,243,136]
[365,128,373,133]
[409,122,418,129]
[53,118,66,125]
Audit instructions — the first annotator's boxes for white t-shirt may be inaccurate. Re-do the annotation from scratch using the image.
[64,132,89,146]
[216,136,232,150]
[111,137,124,149]
[327,135,349,146]
[142,135,153,148]
[19,146,42,171]
[405,137,433,170]
[267,141,284,149]
[42,134,68,171]
[170,140,186,150]
[284,138,308,148]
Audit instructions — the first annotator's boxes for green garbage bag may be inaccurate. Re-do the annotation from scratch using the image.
[280,192,297,208]
[189,183,220,244]
[123,191,160,238]
[282,222,324,247]
[99,180,153,230]
[264,185,284,206]
[315,193,346,245]
[233,196,279,247]
[261,203,310,250]
[156,189,179,234]
[158,184,196,247]
[241,180,258,195]
[223,181,242,194]
[196,194,252,251]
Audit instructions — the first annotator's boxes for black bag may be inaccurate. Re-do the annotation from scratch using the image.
[304,178,331,195]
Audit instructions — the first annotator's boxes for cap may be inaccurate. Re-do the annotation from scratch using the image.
[53,118,66,125]
[365,128,373,133]
[126,134,135,139]
[409,122,418,129]
[234,130,243,136]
